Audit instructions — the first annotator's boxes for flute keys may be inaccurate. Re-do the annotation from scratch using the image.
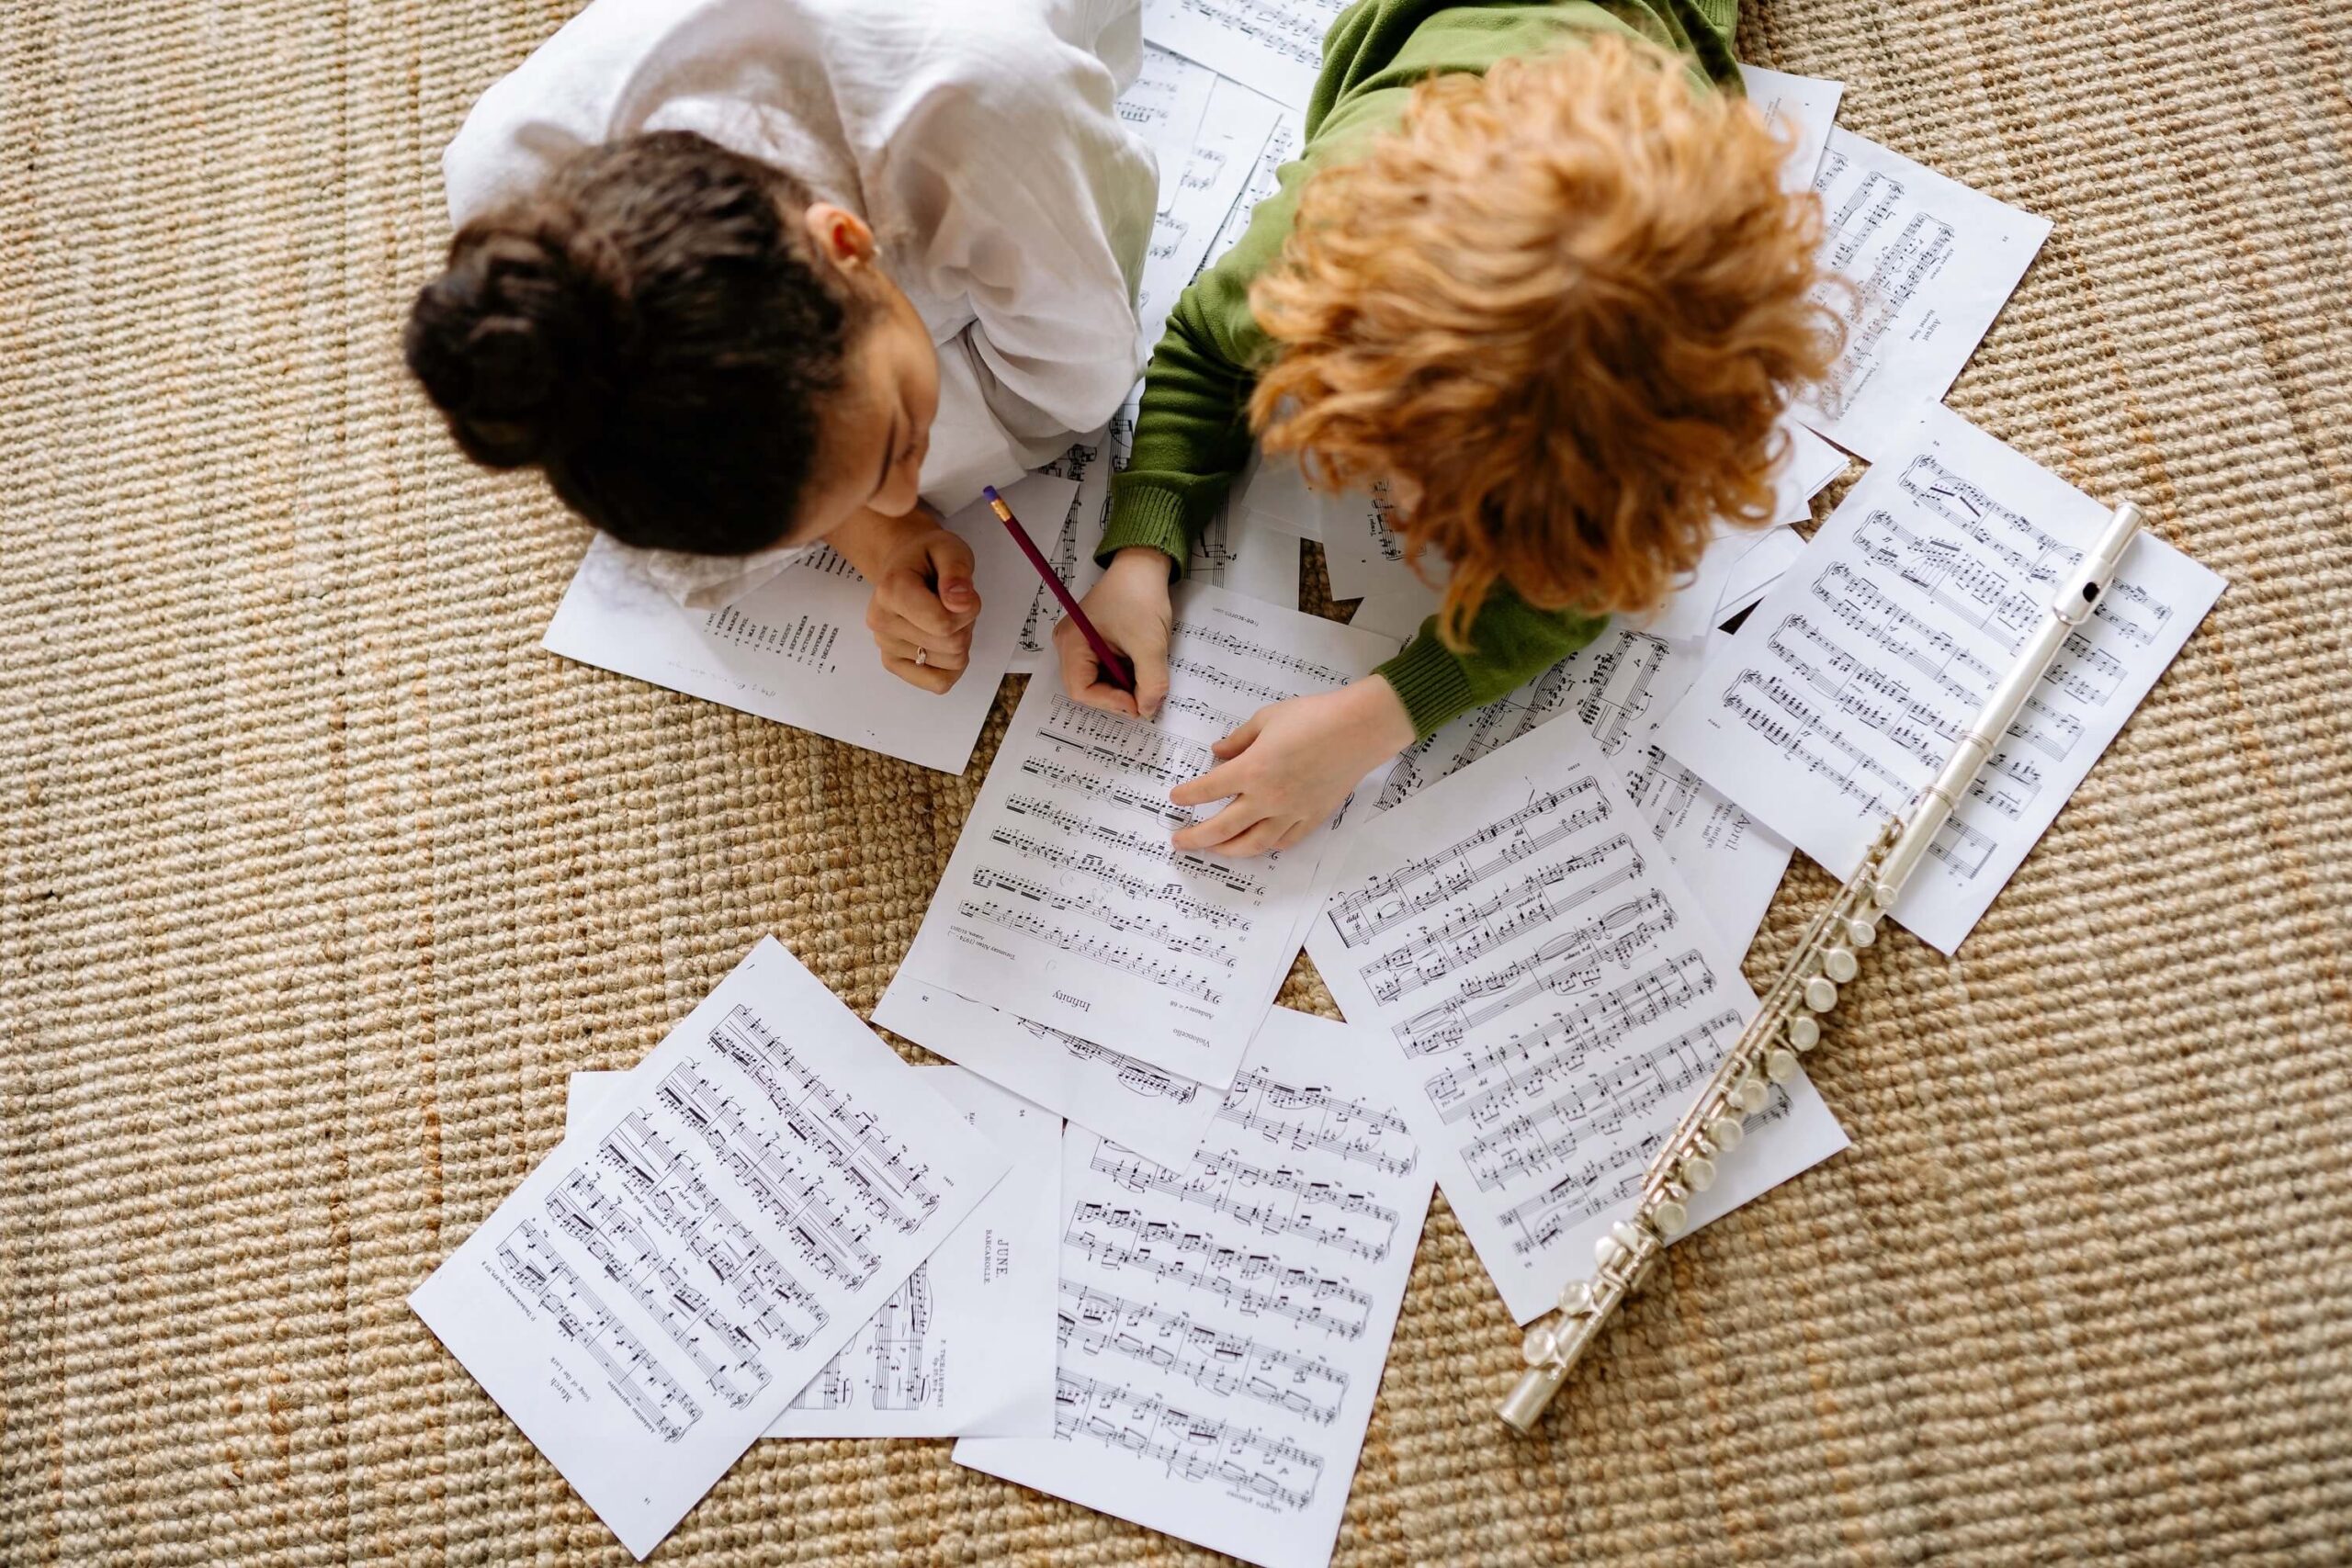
[1734,1075,1769,1112]
[1595,1233,1626,1269]
[1708,1114,1745,1151]
[1679,1155,1716,1191]
[1766,1047,1800,1084]
[1787,1014,1821,1051]
[1824,946,1859,983]
[1522,1322,1560,1366]
[1846,916,1877,947]
[1804,976,1838,1011]
[1557,1280,1593,1316]
[1611,1220,1646,1254]
[1652,1200,1688,1237]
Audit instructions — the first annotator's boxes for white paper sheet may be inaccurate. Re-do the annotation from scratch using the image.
[1371,624,1795,954]
[544,475,1077,774]
[1737,64,1844,194]
[899,582,1400,1089]
[1307,723,1845,1323]
[956,1007,1432,1568]
[1120,43,1220,213]
[1142,0,1347,112]
[1645,523,1809,642]
[1204,107,1305,269]
[873,976,1223,1173]
[408,939,1008,1559]
[1138,77,1280,356]
[1193,505,1303,606]
[1776,418,1851,525]
[1657,405,2225,953]
[1792,129,2052,461]
[564,1065,1061,1440]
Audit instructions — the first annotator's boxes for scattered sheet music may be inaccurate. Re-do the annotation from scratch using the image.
[409,939,1009,1559]
[1142,0,1347,112]
[1793,128,2052,461]
[1371,624,1796,953]
[1011,429,1120,676]
[544,475,1077,775]
[873,976,1222,1173]
[1646,523,1812,643]
[956,1007,1432,1568]
[1204,107,1305,269]
[1776,418,1852,525]
[899,582,1400,1088]
[1308,720,1846,1323]
[1137,76,1279,357]
[1120,43,1219,212]
[1657,405,2226,953]
[564,1064,1061,1440]
[1737,64,1844,194]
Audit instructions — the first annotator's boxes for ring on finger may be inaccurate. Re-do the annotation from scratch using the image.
[914,647,929,668]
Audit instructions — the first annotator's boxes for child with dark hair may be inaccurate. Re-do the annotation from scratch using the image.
[407,0,1155,693]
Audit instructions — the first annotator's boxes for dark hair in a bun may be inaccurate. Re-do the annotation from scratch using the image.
[403,130,865,555]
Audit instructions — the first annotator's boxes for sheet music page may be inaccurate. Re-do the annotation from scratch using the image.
[408,939,1010,1560]
[543,474,1077,774]
[1307,719,1846,1323]
[1737,64,1844,194]
[1792,128,2052,461]
[1204,107,1305,268]
[564,1064,1062,1440]
[1142,0,1348,111]
[1776,418,1852,524]
[1193,503,1302,605]
[1371,624,1796,954]
[1011,427,1120,674]
[955,1007,1433,1568]
[1657,405,2226,953]
[899,582,1400,1089]
[873,976,1222,1172]
[1137,78,1279,356]
[1118,43,1219,212]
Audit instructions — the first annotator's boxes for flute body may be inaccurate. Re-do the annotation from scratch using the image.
[1500,501,2145,1434]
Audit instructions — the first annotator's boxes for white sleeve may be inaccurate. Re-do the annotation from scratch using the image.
[885,8,1155,512]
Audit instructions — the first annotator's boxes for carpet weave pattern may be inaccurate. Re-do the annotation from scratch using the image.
[4,0,2349,1562]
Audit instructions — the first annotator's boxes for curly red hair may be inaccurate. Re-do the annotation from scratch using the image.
[1249,35,1841,645]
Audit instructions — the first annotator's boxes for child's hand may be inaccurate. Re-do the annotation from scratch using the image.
[1056,547,1175,717]
[853,511,981,694]
[1168,680,1416,858]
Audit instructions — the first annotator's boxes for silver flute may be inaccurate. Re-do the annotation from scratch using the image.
[1499,499,2146,1434]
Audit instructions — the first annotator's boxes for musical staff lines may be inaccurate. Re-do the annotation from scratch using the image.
[959,899,1227,1004]
[1326,775,1612,948]
[1215,1068,1418,1178]
[497,1220,705,1443]
[1053,1371,1322,1513]
[1084,1140,1402,1263]
[1063,1218,1375,1341]
[1059,1281,1351,1427]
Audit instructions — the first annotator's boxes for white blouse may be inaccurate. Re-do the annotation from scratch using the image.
[441,0,1155,605]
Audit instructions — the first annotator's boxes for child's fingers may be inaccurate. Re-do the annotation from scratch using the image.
[1274,819,1316,852]
[1169,760,1240,809]
[1210,818,1294,859]
[1053,619,1142,716]
[1170,796,1263,853]
[1212,710,1269,759]
[1132,654,1170,719]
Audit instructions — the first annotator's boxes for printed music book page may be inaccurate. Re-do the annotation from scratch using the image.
[543,474,1079,775]
[1373,624,1797,955]
[1142,0,1348,111]
[955,1008,1433,1568]
[1306,718,1847,1325]
[873,976,1222,1172]
[1657,405,2227,953]
[408,939,1009,1560]
[566,1064,1062,1441]
[1793,128,2052,461]
[899,581,1400,1089]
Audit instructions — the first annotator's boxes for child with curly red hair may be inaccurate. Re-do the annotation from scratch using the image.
[1059,6,1838,856]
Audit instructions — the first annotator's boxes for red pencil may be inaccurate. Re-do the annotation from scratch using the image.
[983,485,1136,695]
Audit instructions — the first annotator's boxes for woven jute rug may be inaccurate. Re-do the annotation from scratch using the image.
[4,0,2347,1562]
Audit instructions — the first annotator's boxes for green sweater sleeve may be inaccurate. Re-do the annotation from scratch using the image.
[1375,591,1612,739]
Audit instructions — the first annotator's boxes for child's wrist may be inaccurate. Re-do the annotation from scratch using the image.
[1346,676,1418,754]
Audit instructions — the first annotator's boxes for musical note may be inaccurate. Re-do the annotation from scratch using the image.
[956,1010,1431,1568]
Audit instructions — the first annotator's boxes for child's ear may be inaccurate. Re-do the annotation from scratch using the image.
[803,203,877,268]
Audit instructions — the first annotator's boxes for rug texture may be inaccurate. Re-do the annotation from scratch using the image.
[4,0,2349,1562]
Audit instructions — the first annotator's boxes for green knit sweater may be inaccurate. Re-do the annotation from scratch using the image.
[1096,0,1742,737]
